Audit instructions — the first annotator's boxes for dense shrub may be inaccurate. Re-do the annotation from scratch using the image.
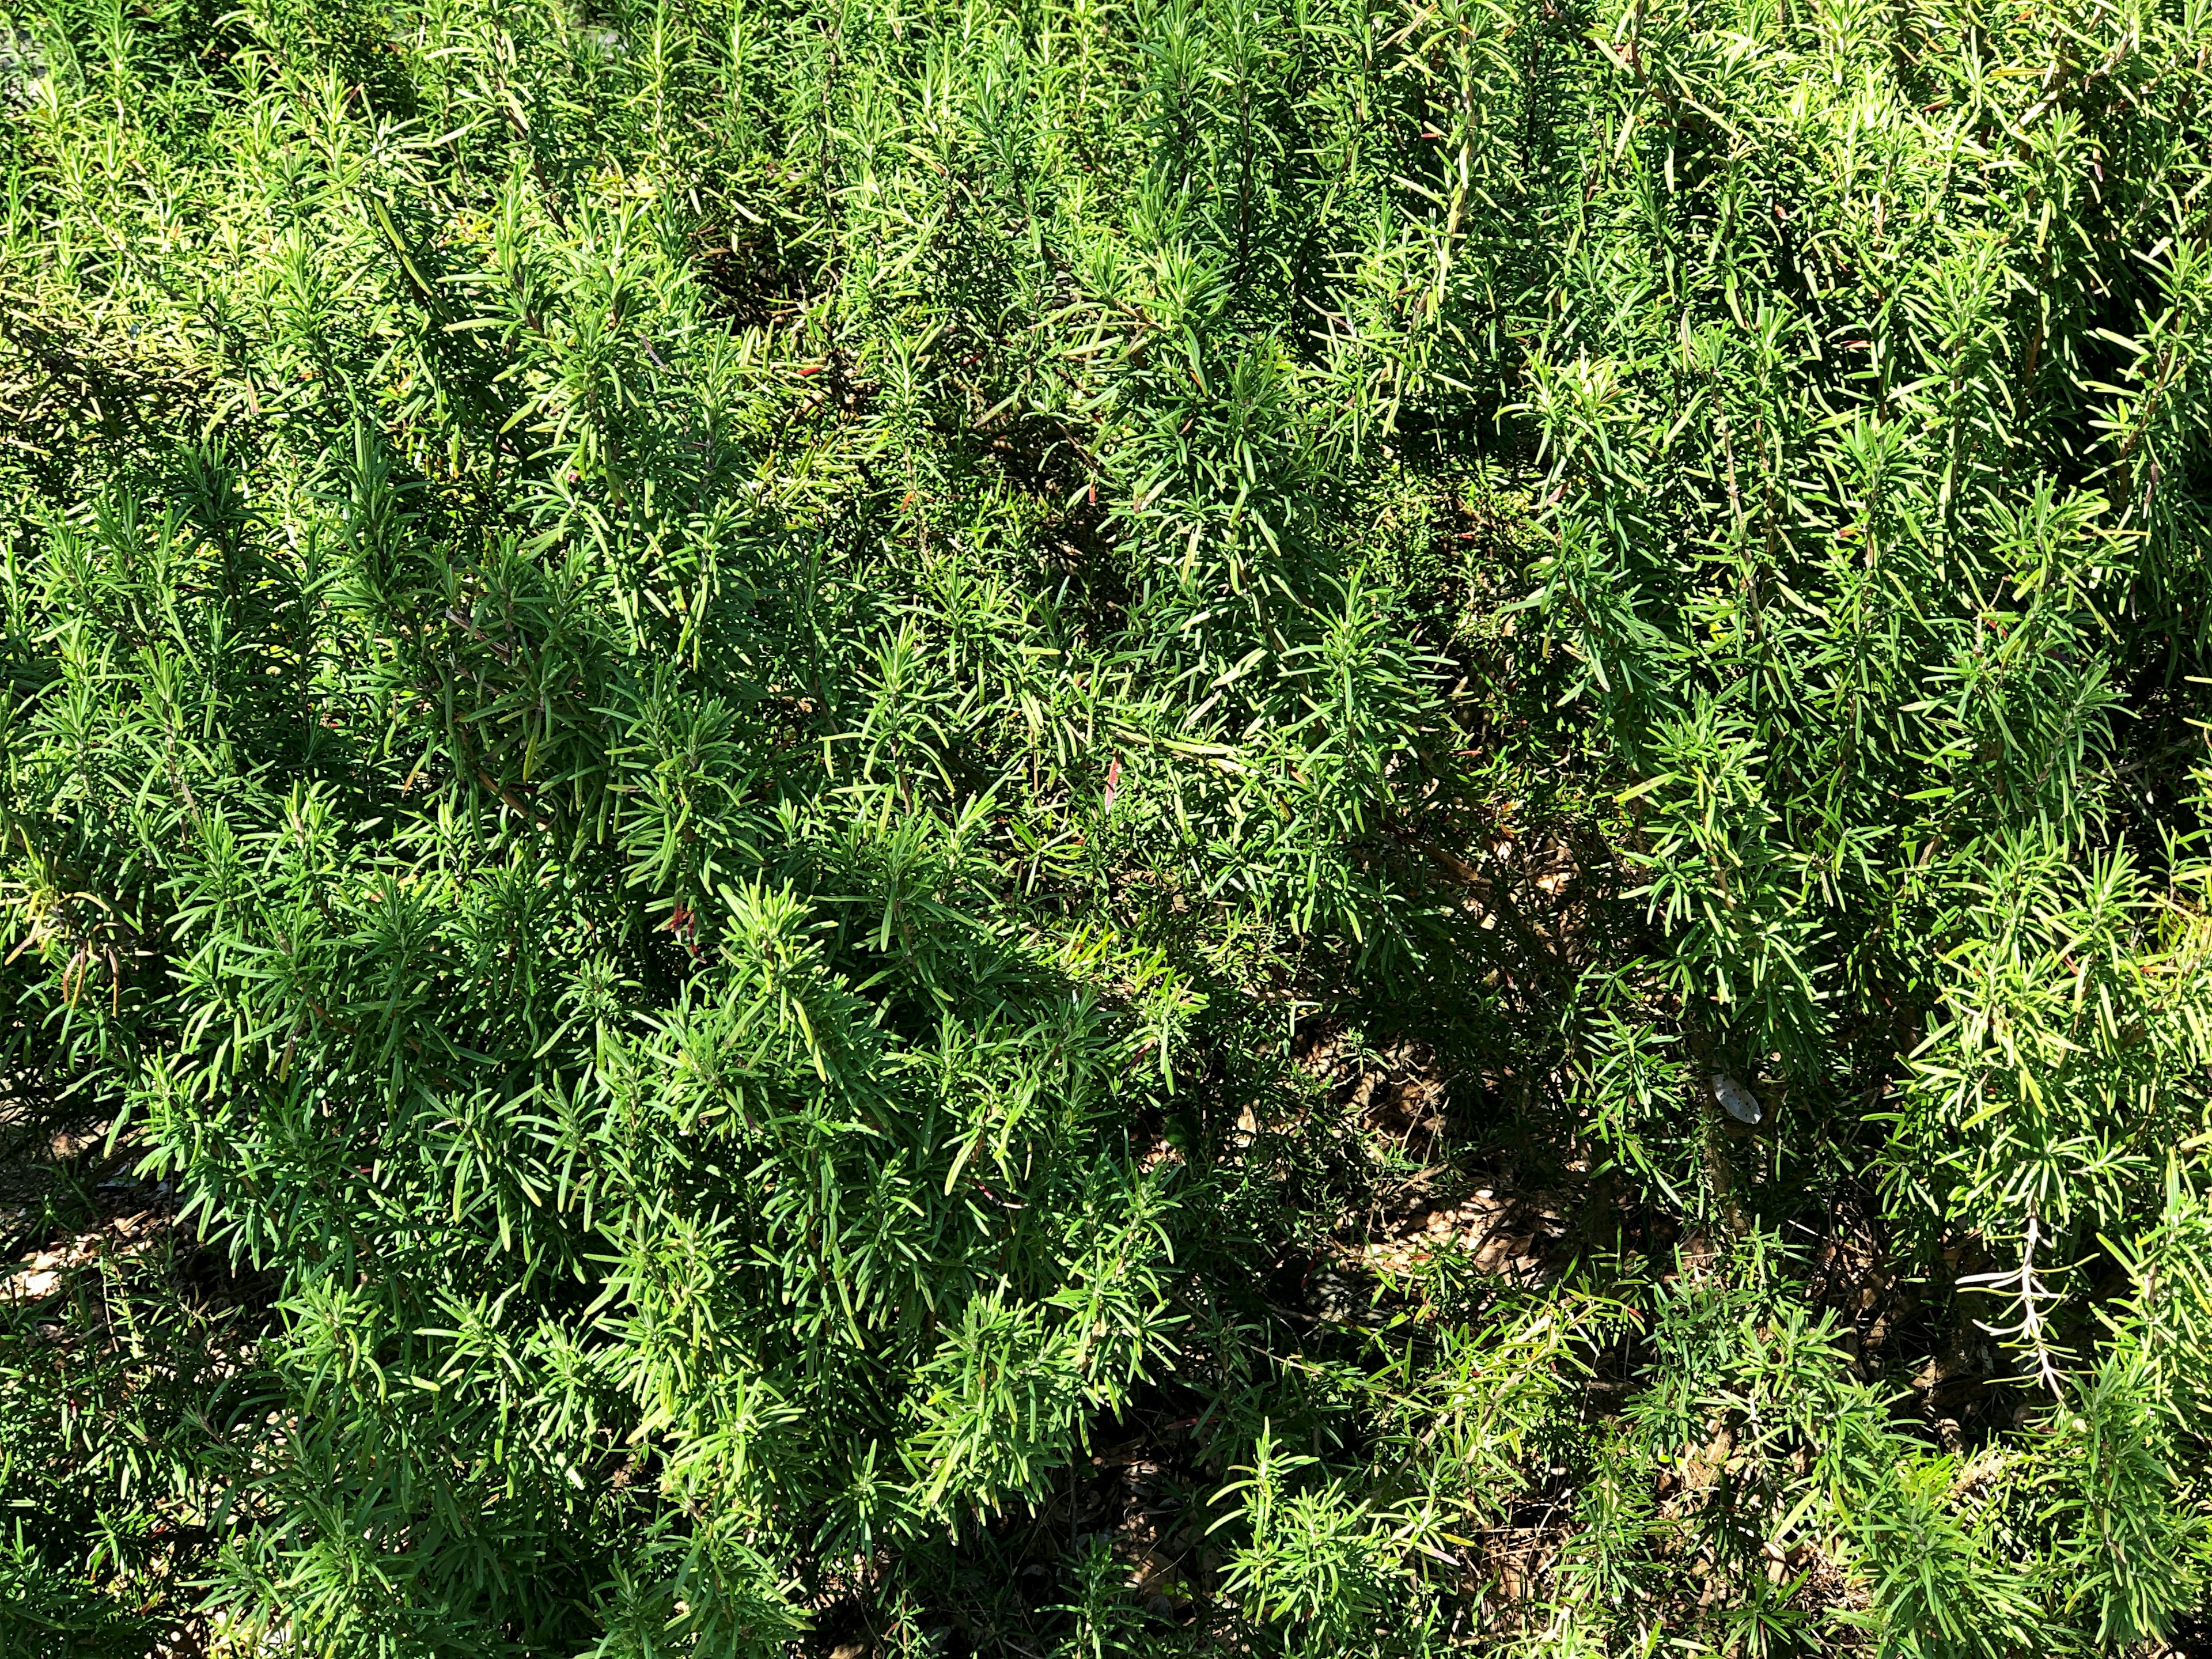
[1,0,2208,1650]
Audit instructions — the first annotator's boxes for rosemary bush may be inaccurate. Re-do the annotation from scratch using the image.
[1,0,2208,1650]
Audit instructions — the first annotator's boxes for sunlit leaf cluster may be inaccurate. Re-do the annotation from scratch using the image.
[2,0,2209,1649]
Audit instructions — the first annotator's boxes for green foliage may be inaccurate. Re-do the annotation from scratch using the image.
[1,0,2208,1648]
